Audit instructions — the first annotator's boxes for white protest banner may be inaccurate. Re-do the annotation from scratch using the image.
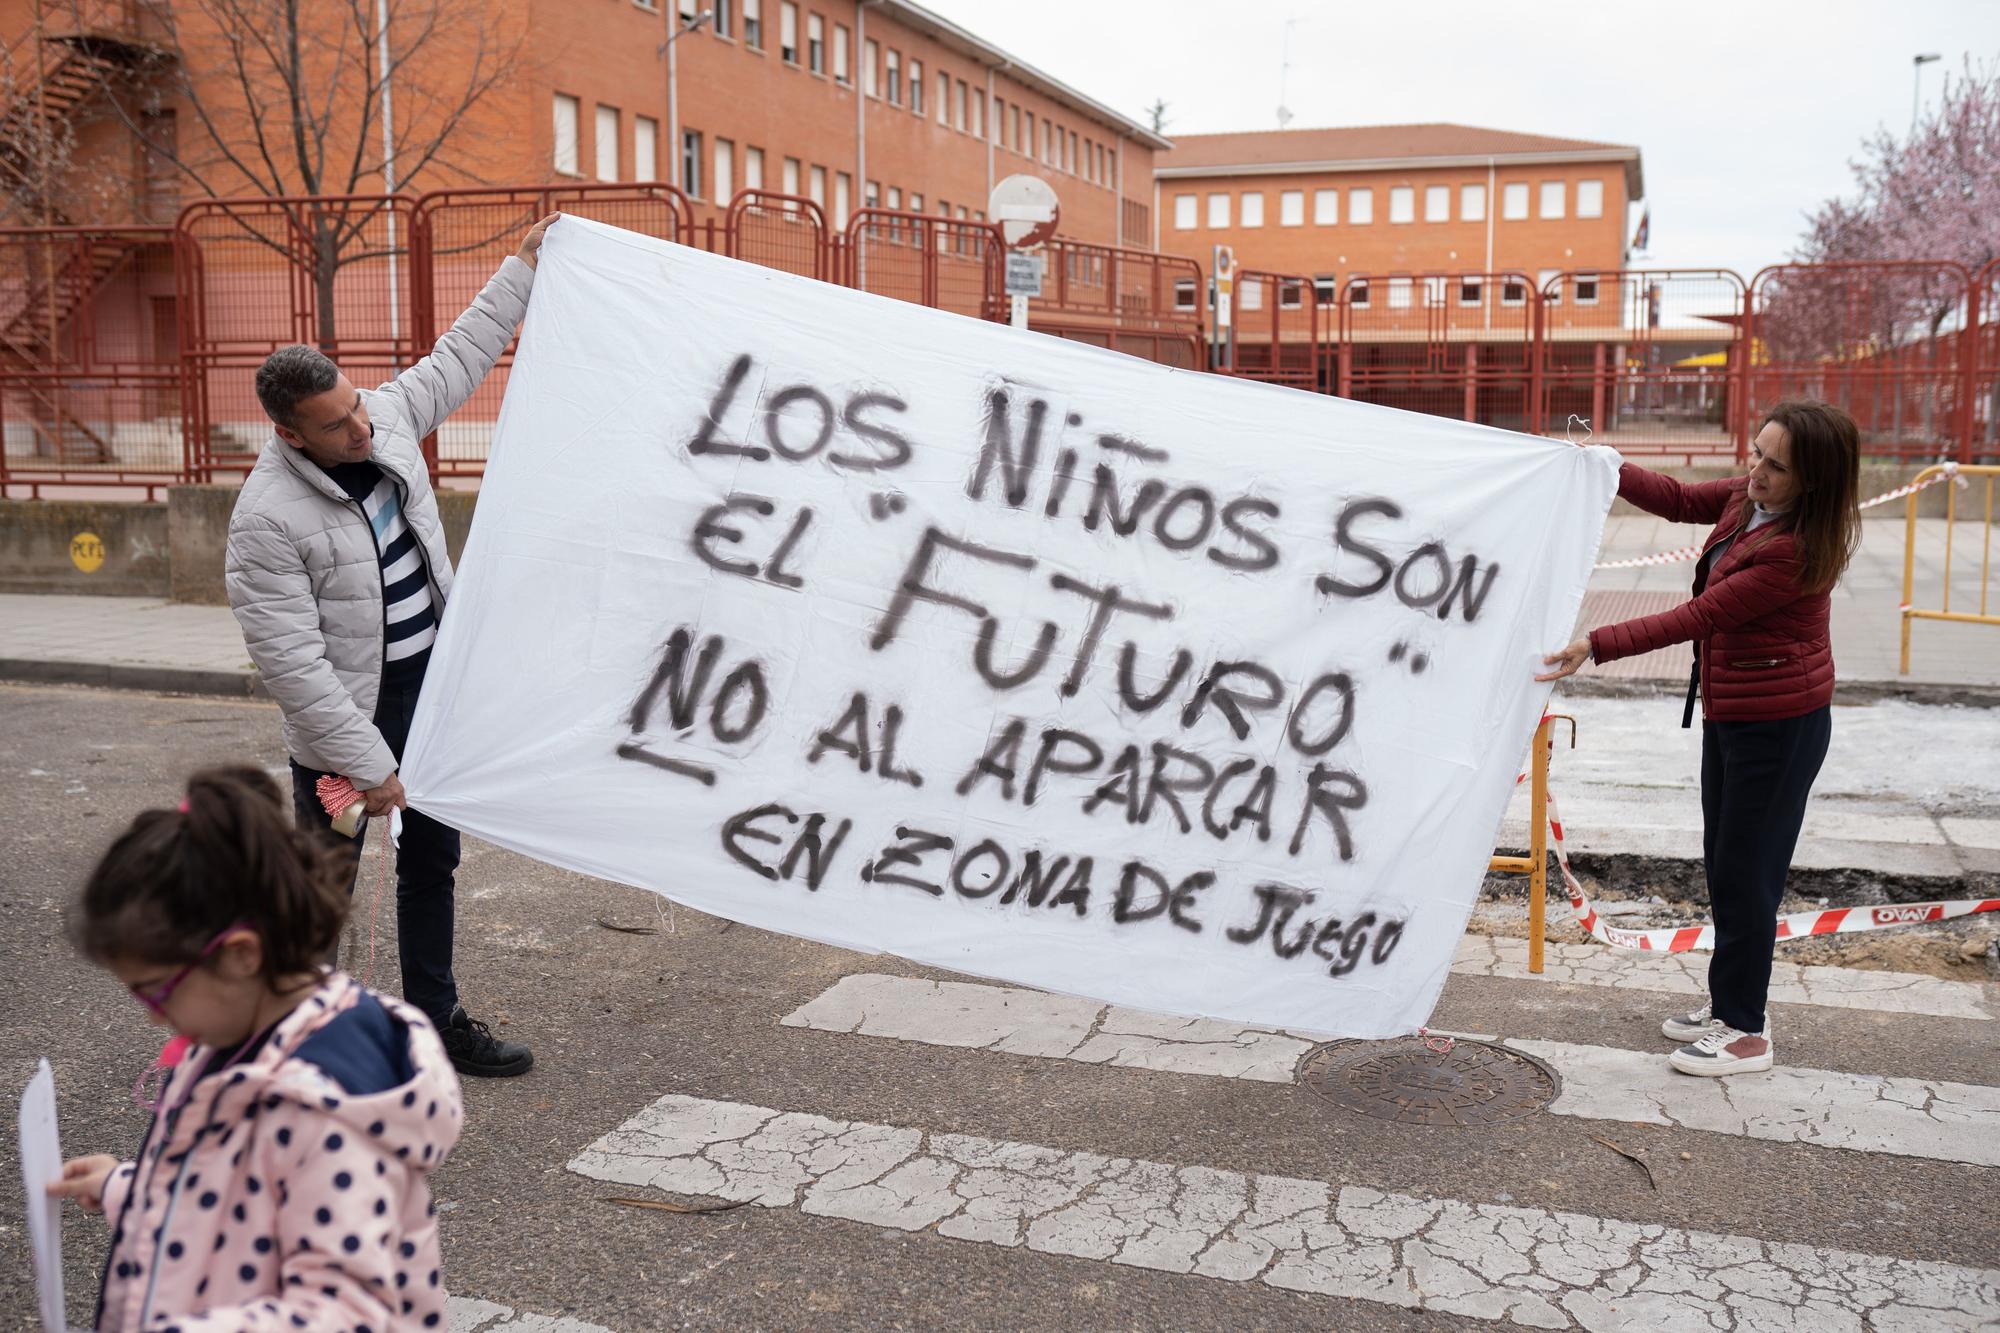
[402,216,1618,1038]
[20,1058,66,1333]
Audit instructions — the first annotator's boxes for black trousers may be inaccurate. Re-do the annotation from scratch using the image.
[1700,706,1831,1034]
[290,670,462,1027]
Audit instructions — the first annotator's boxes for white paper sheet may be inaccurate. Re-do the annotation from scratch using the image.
[18,1057,66,1333]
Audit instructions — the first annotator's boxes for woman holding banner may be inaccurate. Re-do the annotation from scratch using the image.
[1538,400,1862,1078]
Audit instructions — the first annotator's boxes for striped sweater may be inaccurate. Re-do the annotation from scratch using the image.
[324,461,437,678]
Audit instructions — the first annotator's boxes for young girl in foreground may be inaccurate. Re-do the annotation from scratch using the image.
[48,766,464,1330]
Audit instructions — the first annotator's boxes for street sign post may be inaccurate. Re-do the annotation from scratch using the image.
[990,174,1060,332]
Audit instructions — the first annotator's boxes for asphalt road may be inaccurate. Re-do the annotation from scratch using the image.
[2,683,1995,1332]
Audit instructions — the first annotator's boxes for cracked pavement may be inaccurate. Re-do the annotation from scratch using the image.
[570,1094,2000,1331]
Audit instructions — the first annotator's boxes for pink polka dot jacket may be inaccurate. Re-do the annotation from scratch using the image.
[95,971,464,1331]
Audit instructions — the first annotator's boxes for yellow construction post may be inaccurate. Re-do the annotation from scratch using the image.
[1528,714,1550,975]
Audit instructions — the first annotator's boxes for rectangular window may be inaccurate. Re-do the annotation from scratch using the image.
[810,165,826,206]
[1458,277,1482,306]
[1240,280,1263,312]
[552,94,579,174]
[1502,182,1528,220]
[863,39,878,95]
[865,180,879,208]
[955,80,968,130]
[909,59,924,113]
[635,116,659,180]
[782,156,800,195]
[595,105,619,180]
[744,145,764,189]
[1349,279,1370,307]
[1279,278,1303,309]
[710,0,731,37]
[887,185,900,209]
[908,191,922,213]
[1424,185,1450,222]
[1206,192,1229,228]
[1424,276,1447,306]
[1173,194,1196,230]
[1313,275,1337,306]
[834,171,851,225]
[680,129,701,197]
[1173,278,1196,311]
[1460,183,1486,222]
[1279,190,1304,226]
[1577,179,1604,218]
[1313,189,1338,225]
[742,0,761,48]
[1011,105,1022,151]
[1501,277,1527,305]
[1388,277,1412,309]
[1388,186,1414,224]
[779,2,797,61]
[1240,192,1264,227]
[807,14,823,73]
[1575,272,1600,304]
[1348,187,1373,225]
[1539,268,1562,305]
[1068,130,1078,173]
[678,0,696,19]
[885,48,900,104]
[1539,181,1564,218]
[712,136,733,200]
[833,24,849,81]
[937,71,949,124]
[972,92,984,140]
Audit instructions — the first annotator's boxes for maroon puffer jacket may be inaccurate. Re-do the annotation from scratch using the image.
[1588,462,1833,721]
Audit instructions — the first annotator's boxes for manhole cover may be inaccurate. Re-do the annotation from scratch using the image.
[1297,1038,1559,1127]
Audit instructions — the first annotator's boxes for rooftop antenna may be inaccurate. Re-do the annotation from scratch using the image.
[1276,17,1299,128]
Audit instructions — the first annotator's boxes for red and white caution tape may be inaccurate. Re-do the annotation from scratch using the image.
[1542,787,2000,952]
[1592,463,1963,571]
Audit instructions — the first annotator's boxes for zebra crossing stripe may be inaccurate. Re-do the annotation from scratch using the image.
[782,974,2000,1166]
[448,1295,615,1332]
[567,1093,2000,1330]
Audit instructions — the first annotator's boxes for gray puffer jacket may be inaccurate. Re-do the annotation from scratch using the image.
[225,256,534,786]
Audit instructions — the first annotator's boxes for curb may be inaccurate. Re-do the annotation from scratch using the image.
[1557,675,2000,709]
[0,657,266,699]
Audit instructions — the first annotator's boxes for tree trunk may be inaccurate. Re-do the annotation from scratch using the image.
[313,213,339,350]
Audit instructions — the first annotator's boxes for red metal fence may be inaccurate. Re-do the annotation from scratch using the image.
[8,187,2000,497]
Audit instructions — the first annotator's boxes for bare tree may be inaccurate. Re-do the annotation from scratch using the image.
[52,0,527,346]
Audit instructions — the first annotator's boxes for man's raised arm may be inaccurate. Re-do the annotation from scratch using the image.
[379,213,558,441]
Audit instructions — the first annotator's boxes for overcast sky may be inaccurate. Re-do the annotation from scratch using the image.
[923,0,2000,279]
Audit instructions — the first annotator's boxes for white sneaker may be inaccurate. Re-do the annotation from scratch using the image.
[1669,1025,1774,1077]
[1661,1001,1718,1042]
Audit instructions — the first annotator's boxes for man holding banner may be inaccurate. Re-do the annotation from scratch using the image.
[222,216,557,1078]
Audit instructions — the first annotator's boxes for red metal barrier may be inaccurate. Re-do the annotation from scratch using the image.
[1227,270,1317,387]
[1336,272,1539,432]
[1537,270,1747,462]
[410,183,692,477]
[843,209,1004,321]
[1028,238,1202,368]
[0,225,180,498]
[725,190,830,281]
[177,194,419,482]
[6,179,1992,496]
[1745,261,1975,462]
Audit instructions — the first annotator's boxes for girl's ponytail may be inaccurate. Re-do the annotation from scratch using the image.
[72,767,350,978]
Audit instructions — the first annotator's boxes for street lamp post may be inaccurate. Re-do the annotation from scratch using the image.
[664,8,715,190]
[1912,52,1942,135]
